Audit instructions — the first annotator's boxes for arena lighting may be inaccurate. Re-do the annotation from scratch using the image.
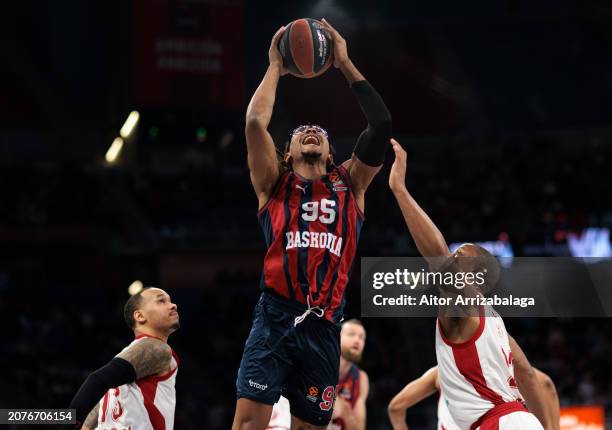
[120,110,140,138]
[128,280,144,296]
[105,137,124,164]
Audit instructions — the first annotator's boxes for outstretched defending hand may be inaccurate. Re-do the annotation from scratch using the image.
[389,138,408,193]
[320,18,349,68]
[269,26,288,75]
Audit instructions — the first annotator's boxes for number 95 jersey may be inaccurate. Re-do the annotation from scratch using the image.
[258,166,364,323]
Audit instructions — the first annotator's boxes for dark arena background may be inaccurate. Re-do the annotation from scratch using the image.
[1,0,611,429]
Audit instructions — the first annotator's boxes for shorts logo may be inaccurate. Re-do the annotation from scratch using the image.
[248,379,268,391]
[306,386,319,403]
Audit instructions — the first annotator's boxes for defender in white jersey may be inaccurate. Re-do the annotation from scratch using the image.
[70,287,180,430]
[388,139,551,430]
[389,365,559,430]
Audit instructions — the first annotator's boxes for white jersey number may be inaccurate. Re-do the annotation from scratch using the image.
[301,199,336,224]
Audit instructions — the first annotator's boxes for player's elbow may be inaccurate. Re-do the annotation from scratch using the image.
[245,116,266,133]
[369,116,392,139]
[387,399,405,416]
[540,373,556,393]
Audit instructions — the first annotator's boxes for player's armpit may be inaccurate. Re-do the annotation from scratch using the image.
[116,337,172,379]
[81,400,100,430]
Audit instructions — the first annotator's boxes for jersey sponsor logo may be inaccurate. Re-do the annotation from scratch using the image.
[248,379,268,391]
[296,184,308,194]
[285,231,343,257]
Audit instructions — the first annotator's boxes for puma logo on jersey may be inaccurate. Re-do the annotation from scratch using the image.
[296,184,308,194]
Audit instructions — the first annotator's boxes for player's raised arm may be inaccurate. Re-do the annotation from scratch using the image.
[69,338,171,428]
[508,336,552,430]
[389,139,451,266]
[320,19,392,201]
[387,367,438,430]
[245,26,287,208]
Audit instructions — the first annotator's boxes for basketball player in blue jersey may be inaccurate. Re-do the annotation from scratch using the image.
[232,20,391,430]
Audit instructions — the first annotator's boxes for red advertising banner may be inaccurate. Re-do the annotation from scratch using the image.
[560,405,605,430]
[133,0,244,108]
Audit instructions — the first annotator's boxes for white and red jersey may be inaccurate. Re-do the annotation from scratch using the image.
[267,396,291,430]
[97,334,179,430]
[438,393,461,430]
[435,305,526,430]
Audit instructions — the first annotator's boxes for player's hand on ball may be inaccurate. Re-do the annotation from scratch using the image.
[269,26,288,76]
[389,138,408,193]
[320,18,349,67]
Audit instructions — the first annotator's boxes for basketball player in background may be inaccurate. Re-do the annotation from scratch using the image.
[388,366,460,430]
[233,18,391,430]
[388,139,552,430]
[388,363,560,430]
[329,319,369,430]
[69,287,180,430]
[267,319,369,430]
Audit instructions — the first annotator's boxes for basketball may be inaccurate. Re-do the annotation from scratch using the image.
[278,18,333,78]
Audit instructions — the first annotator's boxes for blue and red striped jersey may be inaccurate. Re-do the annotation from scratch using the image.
[336,363,361,407]
[258,165,364,323]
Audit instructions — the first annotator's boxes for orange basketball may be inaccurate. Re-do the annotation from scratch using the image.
[278,18,333,78]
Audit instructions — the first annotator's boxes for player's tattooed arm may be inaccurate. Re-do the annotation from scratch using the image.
[389,139,450,266]
[81,401,100,430]
[245,27,286,207]
[116,338,172,379]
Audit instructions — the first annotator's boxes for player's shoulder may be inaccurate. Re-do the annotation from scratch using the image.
[358,368,370,396]
[358,368,369,384]
[123,337,172,359]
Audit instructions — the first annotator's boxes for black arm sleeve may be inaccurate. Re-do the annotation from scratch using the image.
[70,357,136,427]
[351,80,392,167]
